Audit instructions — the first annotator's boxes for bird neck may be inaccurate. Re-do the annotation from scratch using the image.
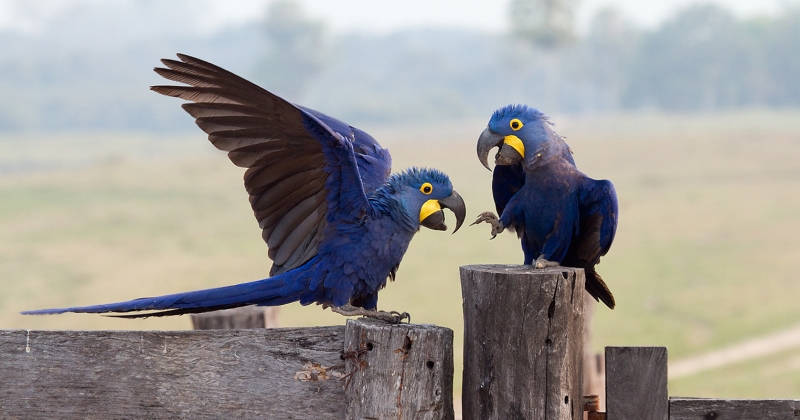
[368,186,418,232]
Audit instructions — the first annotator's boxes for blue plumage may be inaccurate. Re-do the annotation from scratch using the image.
[23,54,466,319]
[475,104,617,308]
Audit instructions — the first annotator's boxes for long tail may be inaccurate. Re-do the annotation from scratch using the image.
[585,267,615,309]
[22,275,302,318]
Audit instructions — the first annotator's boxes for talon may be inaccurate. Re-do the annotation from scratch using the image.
[389,311,411,324]
[534,257,560,268]
[471,211,504,238]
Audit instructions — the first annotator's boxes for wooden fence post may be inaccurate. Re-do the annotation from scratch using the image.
[343,318,455,420]
[605,346,668,420]
[190,306,279,330]
[460,265,585,420]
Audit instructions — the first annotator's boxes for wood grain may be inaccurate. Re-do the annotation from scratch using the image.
[0,327,346,419]
[460,264,585,420]
[670,398,800,419]
[344,318,455,420]
[605,346,668,420]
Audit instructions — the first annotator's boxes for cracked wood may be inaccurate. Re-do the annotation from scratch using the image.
[460,264,585,420]
[343,318,455,420]
[0,327,346,419]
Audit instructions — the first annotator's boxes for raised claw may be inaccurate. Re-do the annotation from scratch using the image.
[470,211,504,239]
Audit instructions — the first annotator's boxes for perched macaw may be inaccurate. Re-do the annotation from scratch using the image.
[24,54,466,322]
[472,104,617,309]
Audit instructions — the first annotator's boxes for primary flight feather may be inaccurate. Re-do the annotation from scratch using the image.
[24,54,466,320]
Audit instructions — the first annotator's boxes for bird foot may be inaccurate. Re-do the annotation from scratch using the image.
[329,304,411,324]
[471,211,504,239]
[534,257,560,268]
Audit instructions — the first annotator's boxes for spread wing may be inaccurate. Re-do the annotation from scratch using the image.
[152,54,389,276]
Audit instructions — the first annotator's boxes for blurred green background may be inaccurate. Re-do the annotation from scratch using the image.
[4,112,800,398]
[2,0,800,401]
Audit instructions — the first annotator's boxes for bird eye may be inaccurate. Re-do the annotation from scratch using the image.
[510,119,523,131]
[420,182,433,195]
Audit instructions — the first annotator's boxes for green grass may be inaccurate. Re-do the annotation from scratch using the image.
[2,110,800,398]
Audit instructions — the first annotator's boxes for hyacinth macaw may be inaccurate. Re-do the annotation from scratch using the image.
[472,104,617,309]
[24,54,466,322]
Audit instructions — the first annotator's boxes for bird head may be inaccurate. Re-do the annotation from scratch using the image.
[384,168,466,233]
[477,104,571,170]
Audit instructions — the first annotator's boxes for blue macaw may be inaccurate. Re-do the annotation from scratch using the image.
[472,105,617,309]
[23,54,466,322]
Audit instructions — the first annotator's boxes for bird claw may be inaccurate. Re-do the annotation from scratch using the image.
[329,305,411,324]
[388,311,411,324]
[534,257,560,268]
[471,211,504,239]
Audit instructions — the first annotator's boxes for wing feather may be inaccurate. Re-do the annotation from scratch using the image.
[153,53,388,274]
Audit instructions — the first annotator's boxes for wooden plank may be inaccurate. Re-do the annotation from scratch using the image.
[460,264,585,420]
[605,346,668,420]
[344,318,455,420]
[670,398,800,419]
[0,327,346,419]
[190,306,279,329]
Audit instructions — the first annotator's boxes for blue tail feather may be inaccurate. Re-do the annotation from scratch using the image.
[22,275,298,318]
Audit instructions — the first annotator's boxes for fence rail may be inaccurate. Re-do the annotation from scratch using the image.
[0,319,453,419]
[3,265,799,419]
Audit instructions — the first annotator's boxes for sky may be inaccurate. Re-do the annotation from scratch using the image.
[0,0,796,37]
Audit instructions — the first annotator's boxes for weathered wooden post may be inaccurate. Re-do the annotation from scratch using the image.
[1,320,454,419]
[460,265,585,420]
[190,306,279,330]
[344,318,455,420]
[605,346,668,420]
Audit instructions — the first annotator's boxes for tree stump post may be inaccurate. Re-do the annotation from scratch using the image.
[343,318,454,420]
[460,265,585,420]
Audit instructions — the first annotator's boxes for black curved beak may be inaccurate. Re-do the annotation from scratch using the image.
[477,127,504,171]
[420,190,467,233]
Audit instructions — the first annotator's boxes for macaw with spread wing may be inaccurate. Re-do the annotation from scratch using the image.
[24,54,466,322]
[472,104,617,309]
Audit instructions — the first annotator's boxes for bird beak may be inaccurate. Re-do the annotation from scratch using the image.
[496,135,524,166]
[419,189,467,233]
[477,127,504,170]
[478,128,525,169]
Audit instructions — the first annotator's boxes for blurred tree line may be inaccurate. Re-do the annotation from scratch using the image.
[0,1,798,131]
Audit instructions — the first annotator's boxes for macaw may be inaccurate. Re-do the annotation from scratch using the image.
[23,54,466,322]
[472,104,617,309]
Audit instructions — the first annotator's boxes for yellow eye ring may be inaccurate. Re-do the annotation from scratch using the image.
[510,118,523,131]
[420,182,433,195]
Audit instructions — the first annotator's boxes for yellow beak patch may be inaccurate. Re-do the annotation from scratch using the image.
[419,199,442,222]
[503,135,525,158]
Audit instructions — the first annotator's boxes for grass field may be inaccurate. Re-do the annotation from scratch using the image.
[2,110,800,398]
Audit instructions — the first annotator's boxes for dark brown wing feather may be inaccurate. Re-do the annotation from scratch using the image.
[152,54,328,275]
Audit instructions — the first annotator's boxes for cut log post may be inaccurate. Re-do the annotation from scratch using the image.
[583,291,606,412]
[190,306,279,330]
[460,264,586,420]
[605,346,668,420]
[343,318,455,420]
